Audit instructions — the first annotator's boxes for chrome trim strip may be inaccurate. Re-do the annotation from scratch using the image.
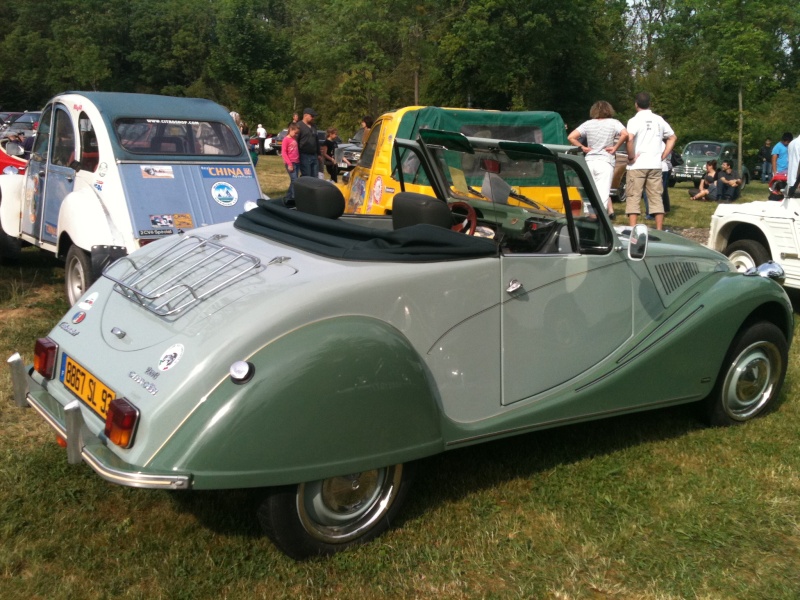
[26,392,191,490]
[82,449,191,490]
[446,395,701,447]
[7,353,29,407]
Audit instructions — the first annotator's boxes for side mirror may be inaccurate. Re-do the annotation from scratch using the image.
[628,223,649,260]
[5,142,23,157]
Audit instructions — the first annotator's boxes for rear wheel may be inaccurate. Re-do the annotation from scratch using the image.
[258,463,413,559]
[64,245,93,305]
[0,226,21,261]
[705,322,788,426]
[723,239,769,272]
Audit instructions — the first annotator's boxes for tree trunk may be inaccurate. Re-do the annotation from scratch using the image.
[738,85,744,180]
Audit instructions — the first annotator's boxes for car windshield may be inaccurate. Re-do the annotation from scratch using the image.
[114,118,242,156]
[685,143,721,157]
[13,113,39,125]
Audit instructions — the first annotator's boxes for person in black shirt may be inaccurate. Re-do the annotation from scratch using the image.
[758,138,772,182]
[297,108,320,178]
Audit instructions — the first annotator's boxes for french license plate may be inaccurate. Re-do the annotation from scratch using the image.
[60,354,116,420]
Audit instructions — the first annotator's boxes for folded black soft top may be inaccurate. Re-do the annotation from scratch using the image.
[234,200,499,262]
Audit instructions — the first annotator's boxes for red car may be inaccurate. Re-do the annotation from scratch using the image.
[0,137,27,175]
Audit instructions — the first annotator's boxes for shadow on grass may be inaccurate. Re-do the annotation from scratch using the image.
[171,402,709,539]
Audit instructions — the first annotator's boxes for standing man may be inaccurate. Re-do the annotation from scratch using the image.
[256,123,267,155]
[625,92,676,231]
[787,135,800,198]
[771,132,792,177]
[297,108,320,178]
[758,138,772,183]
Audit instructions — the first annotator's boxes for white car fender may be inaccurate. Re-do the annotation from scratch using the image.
[57,186,129,255]
[0,174,26,238]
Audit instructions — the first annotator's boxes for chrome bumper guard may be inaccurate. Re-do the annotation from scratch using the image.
[7,353,191,490]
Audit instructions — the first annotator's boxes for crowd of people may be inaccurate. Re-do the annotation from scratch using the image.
[244,96,800,224]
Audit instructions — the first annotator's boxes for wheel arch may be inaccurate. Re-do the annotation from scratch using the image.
[738,300,794,345]
[715,220,771,256]
[151,316,444,489]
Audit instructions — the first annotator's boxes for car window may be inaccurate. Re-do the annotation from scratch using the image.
[114,118,242,156]
[357,120,383,168]
[427,141,612,256]
[78,112,99,172]
[50,108,75,167]
[459,124,543,144]
[31,106,53,162]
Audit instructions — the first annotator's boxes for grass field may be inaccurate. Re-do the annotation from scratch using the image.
[1,166,798,599]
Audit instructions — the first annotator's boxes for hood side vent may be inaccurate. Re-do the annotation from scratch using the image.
[655,261,700,295]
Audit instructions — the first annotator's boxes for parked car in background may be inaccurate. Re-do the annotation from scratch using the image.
[0,92,263,304]
[340,106,569,214]
[672,141,750,188]
[709,194,800,286]
[0,111,40,140]
[0,112,24,134]
[270,128,288,154]
[10,128,791,560]
[0,136,27,175]
[334,127,366,172]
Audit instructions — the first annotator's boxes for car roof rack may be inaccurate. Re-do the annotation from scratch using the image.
[103,234,265,316]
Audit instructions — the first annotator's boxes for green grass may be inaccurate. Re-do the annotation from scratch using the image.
[1,167,798,599]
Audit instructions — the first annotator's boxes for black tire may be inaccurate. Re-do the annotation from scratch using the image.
[705,321,788,426]
[668,176,676,188]
[64,245,94,305]
[692,178,702,188]
[0,225,21,261]
[258,463,413,559]
[723,239,770,273]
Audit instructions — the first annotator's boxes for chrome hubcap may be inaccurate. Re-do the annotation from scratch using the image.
[722,341,781,420]
[297,465,402,543]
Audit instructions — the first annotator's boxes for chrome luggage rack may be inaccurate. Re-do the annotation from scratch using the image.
[103,234,263,316]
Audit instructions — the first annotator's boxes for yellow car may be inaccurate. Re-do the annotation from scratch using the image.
[341,106,568,215]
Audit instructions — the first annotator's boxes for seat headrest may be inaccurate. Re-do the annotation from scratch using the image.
[294,177,345,219]
[392,192,452,229]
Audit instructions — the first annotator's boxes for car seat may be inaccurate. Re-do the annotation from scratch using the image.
[391,192,452,229]
[294,177,345,219]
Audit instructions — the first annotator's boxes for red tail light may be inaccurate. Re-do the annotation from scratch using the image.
[33,338,58,379]
[138,238,157,247]
[104,398,140,448]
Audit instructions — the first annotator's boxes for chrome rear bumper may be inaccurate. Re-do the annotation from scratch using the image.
[7,353,192,490]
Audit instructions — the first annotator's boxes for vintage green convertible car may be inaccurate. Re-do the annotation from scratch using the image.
[9,130,793,559]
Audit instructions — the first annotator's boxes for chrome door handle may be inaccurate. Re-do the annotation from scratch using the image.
[506,279,522,293]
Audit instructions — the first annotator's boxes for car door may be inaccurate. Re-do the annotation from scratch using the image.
[20,104,76,246]
[500,159,635,405]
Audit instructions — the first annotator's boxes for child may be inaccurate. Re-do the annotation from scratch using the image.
[281,123,301,202]
[322,128,344,183]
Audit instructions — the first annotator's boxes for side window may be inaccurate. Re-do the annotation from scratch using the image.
[31,105,53,162]
[78,112,99,172]
[357,121,382,169]
[51,108,76,167]
[562,162,613,255]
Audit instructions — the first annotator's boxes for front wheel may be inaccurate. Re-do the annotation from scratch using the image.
[64,245,94,305]
[705,322,788,426]
[723,239,770,272]
[258,463,413,559]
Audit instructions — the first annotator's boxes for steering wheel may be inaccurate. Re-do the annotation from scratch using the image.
[449,201,477,235]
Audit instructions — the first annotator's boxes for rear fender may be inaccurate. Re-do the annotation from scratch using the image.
[0,174,25,237]
[57,188,129,257]
[150,317,444,489]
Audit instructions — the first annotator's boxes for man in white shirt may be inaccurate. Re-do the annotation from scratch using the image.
[787,135,800,198]
[625,92,677,230]
[256,123,267,155]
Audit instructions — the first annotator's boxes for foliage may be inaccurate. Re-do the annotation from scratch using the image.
[0,0,798,151]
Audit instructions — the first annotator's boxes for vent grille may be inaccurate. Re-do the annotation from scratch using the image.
[655,261,700,295]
